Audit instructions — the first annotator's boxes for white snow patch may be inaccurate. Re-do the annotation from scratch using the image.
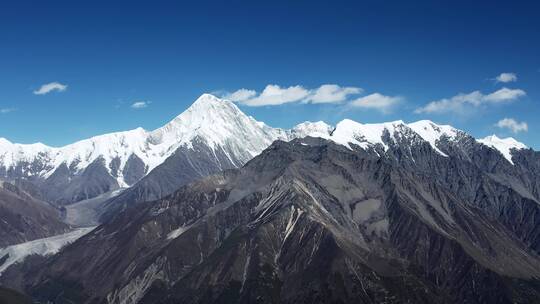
[167,226,188,240]
[0,227,95,275]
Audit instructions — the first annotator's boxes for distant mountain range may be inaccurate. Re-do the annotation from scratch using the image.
[1,94,539,304]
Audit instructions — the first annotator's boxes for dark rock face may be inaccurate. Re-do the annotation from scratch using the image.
[39,157,120,206]
[10,138,540,304]
[122,154,148,186]
[0,182,69,247]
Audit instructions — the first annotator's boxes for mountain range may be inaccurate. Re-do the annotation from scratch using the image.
[0,94,527,216]
[0,94,539,303]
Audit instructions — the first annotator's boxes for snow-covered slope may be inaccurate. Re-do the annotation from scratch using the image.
[478,135,527,164]
[331,119,406,150]
[408,120,460,156]
[0,128,151,187]
[0,139,54,175]
[0,227,95,275]
[327,118,465,158]
[0,94,290,189]
[328,119,528,164]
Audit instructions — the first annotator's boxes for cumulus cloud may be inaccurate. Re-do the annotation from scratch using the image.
[236,85,310,106]
[131,101,150,109]
[495,118,528,133]
[415,88,526,114]
[226,84,363,106]
[495,72,517,83]
[484,87,526,102]
[304,84,363,104]
[0,108,15,114]
[224,89,257,102]
[350,93,402,113]
[33,82,68,95]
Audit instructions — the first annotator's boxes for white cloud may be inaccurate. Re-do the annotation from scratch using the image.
[350,93,401,113]
[131,101,150,109]
[484,87,526,102]
[227,84,363,106]
[415,87,526,114]
[224,89,257,102]
[495,72,517,83]
[238,85,310,106]
[0,108,15,114]
[33,82,68,95]
[304,84,363,104]
[495,118,528,133]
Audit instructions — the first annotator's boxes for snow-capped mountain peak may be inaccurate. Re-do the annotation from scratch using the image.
[324,119,467,157]
[150,94,288,159]
[290,121,333,139]
[173,93,241,123]
[331,119,406,150]
[478,135,527,164]
[408,120,460,156]
[45,127,152,182]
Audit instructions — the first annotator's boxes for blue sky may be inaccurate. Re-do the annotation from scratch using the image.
[0,0,539,148]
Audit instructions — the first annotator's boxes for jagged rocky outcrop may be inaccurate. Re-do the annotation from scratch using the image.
[8,136,540,304]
